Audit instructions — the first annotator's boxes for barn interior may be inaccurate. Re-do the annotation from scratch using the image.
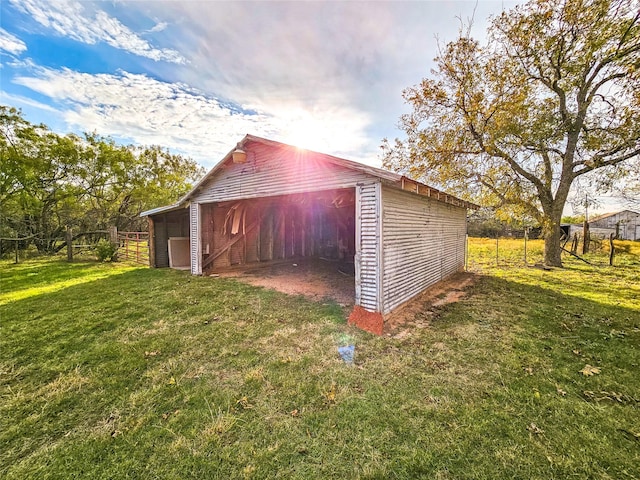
[200,187,356,301]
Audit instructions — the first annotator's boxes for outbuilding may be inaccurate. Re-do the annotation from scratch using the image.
[141,135,476,334]
[588,210,640,241]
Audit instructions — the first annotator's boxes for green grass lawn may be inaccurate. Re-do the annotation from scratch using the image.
[1,240,639,479]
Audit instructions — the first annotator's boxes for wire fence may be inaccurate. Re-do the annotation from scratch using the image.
[2,227,150,265]
[467,236,545,269]
[467,234,629,269]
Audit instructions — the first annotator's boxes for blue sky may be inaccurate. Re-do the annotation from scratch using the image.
[0,0,518,166]
[0,0,630,214]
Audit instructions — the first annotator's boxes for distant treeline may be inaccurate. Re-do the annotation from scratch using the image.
[467,209,543,239]
[1,106,204,254]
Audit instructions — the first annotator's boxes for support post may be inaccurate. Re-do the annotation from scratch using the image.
[147,217,156,268]
[582,221,590,254]
[609,233,615,266]
[66,226,73,262]
[571,232,578,254]
[109,226,118,245]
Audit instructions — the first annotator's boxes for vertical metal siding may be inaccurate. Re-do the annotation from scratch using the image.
[211,207,231,269]
[355,182,381,312]
[590,210,640,241]
[191,143,376,204]
[381,186,466,314]
[190,202,201,275]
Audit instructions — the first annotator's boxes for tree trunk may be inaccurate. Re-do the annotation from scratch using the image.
[66,226,73,262]
[541,178,572,267]
[543,218,563,267]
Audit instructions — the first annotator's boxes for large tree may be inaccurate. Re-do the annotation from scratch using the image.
[382,0,640,266]
[0,106,204,253]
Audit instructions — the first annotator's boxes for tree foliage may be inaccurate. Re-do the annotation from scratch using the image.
[0,106,205,253]
[382,0,640,266]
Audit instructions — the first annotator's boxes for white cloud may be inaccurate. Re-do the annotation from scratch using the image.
[9,0,186,64]
[13,67,372,166]
[0,27,27,55]
[151,1,515,160]
[145,21,168,34]
[166,2,512,110]
[0,91,58,113]
[4,1,522,168]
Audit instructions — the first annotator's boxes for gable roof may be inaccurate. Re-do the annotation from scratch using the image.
[589,209,640,223]
[142,134,478,216]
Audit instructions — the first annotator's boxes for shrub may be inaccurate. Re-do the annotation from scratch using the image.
[95,239,118,262]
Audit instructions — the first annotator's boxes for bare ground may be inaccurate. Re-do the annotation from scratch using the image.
[384,272,476,338]
[215,258,356,307]
[214,261,476,337]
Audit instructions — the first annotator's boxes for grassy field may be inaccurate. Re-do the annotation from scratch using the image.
[1,239,639,479]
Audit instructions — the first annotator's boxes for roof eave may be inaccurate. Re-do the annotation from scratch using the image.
[140,202,186,217]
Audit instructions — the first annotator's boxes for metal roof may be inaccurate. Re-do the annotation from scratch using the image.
[589,209,640,223]
[140,202,185,217]
[141,134,478,216]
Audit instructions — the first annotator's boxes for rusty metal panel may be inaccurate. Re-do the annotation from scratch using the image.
[381,186,466,314]
[199,204,214,266]
[355,182,381,312]
[245,206,260,263]
[230,241,243,265]
[191,143,375,204]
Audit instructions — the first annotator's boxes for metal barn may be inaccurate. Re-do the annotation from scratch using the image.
[142,135,476,334]
[589,210,640,241]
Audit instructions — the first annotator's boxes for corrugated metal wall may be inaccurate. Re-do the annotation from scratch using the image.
[191,143,374,204]
[381,186,466,314]
[355,182,381,312]
[190,202,201,275]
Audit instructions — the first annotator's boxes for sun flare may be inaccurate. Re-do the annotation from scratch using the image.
[277,106,370,159]
[282,118,331,152]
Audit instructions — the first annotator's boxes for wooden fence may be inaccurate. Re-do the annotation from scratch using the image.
[117,231,150,265]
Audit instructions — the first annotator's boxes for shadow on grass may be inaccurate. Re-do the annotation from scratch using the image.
[2,265,345,371]
[433,273,639,395]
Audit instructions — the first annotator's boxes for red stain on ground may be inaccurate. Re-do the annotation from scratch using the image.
[348,306,384,336]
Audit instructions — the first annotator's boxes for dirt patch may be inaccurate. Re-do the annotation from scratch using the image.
[215,258,355,307]
[384,272,477,338]
[215,264,475,338]
[348,306,384,336]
